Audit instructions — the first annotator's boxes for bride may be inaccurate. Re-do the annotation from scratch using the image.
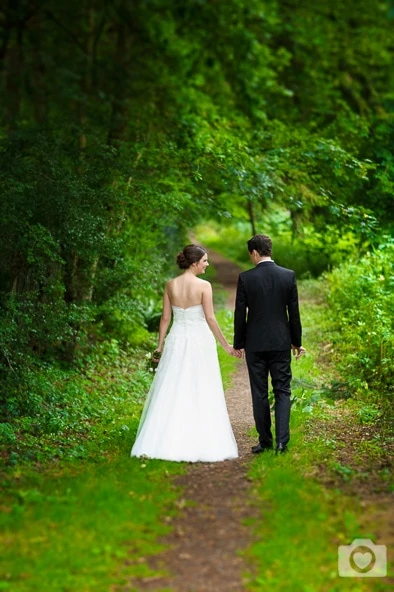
[131,244,239,462]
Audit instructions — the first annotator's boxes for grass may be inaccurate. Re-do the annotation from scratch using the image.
[216,308,241,388]
[244,458,387,591]
[0,425,189,592]
[1,456,184,591]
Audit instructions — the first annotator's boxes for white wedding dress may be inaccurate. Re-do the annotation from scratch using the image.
[131,304,238,462]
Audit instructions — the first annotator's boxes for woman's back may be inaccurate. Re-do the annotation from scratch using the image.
[166,274,206,309]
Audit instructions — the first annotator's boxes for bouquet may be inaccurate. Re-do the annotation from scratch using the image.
[146,349,162,372]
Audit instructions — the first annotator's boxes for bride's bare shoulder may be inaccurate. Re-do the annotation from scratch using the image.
[198,278,212,289]
[165,275,186,292]
[166,275,182,286]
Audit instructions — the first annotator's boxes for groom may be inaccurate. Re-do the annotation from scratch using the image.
[233,234,305,454]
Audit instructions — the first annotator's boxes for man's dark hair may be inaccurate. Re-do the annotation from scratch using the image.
[247,234,272,256]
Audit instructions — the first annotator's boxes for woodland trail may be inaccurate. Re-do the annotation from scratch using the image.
[123,251,260,592]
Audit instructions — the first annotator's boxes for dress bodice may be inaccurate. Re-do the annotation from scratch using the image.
[172,304,206,325]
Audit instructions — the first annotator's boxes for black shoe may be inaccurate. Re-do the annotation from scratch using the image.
[252,443,273,454]
[275,443,288,454]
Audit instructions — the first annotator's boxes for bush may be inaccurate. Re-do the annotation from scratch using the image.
[0,340,154,463]
[325,238,394,403]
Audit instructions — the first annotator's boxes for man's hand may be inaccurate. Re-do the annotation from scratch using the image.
[292,345,306,360]
[233,348,245,359]
[226,345,242,358]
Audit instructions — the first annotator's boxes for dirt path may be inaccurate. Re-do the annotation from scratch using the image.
[124,251,259,592]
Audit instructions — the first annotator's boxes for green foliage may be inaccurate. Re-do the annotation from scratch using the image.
[326,238,394,399]
[216,309,242,388]
[0,341,154,464]
[357,404,383,425]
[195,213,363,278]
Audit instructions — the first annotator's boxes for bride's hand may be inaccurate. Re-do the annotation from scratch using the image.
[152,349,162,362]
[223,344,233,356]
[226,345,242,358]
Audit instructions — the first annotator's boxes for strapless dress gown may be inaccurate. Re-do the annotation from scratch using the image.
[131,304,238,462]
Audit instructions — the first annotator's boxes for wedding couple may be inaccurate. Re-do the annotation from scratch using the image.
[131,234,305,462]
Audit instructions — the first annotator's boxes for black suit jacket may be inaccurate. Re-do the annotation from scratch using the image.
[234,261,302,351]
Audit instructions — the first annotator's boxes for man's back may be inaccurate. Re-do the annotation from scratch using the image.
[234,261,301,351]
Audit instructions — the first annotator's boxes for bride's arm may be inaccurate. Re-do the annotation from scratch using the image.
[156,287,172,352]
[201,282,234,355]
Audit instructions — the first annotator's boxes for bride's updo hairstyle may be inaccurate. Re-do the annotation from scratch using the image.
[176,244,208,269]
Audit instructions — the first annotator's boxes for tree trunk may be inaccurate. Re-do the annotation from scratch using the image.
[80,6,95,149]
[4,24,24,129]
[107,22,129,144]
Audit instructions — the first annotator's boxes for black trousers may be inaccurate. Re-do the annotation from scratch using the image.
[245,350,292,447]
